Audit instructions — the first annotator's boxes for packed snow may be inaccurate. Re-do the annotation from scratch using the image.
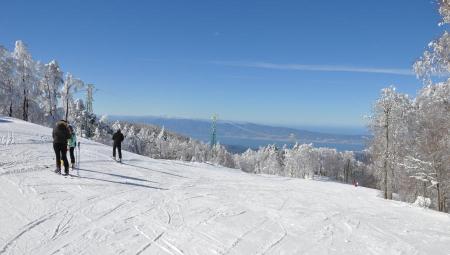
[0,117,449,255]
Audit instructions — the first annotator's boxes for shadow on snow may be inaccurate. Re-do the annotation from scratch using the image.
[121,162,188,179]
[75,168,167,190]
[77,168,159,184]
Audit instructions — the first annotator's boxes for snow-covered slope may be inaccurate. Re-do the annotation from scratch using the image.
[0,117,449,255]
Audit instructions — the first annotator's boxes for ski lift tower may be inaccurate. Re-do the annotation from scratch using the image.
[210,114,218,147]
[86,84,94,114]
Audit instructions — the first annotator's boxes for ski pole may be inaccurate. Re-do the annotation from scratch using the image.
[77,142,81,169]
[76,143,78,167]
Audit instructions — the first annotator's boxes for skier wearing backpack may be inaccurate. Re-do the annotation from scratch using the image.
[68,125,77,169]
[112,129,124,162]
[53,120,71,175]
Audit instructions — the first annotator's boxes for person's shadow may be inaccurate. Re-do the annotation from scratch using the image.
[76,168,167,190]
[121,162,188,179]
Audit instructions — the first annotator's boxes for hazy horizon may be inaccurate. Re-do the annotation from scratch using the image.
[109,114,370,136]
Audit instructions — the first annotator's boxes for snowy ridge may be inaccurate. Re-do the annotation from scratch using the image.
[0,116,449,254]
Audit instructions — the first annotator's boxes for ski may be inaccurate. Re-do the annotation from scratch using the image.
[53,170,73,177]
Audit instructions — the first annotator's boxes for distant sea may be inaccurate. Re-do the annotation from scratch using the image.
[110,115,369,154]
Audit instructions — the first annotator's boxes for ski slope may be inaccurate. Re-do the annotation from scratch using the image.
[0,117,449,255]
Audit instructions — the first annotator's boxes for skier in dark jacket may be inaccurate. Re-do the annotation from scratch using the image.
[112,129,124,162]
[53,120,71,174]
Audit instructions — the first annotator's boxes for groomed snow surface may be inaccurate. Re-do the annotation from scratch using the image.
[0,117,449,255]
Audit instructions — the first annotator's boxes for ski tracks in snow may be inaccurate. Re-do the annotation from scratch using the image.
[259,222,288,254]
[134,226,166,255]
[2,119,450,254]
[0,212,58,254]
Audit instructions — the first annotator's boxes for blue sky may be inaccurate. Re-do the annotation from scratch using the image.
[0,0,442,131]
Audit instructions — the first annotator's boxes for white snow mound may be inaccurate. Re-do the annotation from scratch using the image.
[0,116,449,254]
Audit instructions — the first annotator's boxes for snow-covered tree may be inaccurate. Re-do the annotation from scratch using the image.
[414,1,450,84]
[412,82,450,211]
[156,126,168,158]
[40,60,63,121]
[414,31,450,85]
[0,46,17,117]
[210,143,235,168]
[439,0,450,26]
[70,99,98,138]
[235,149,258,173]
[317,147,339,178]
[283,143,319,178]
[13,40,38,121]
[61,72,84,121]
[93,115,113,143]
[369,87,411,200]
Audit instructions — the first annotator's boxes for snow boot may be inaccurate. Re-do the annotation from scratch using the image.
[54,167,61,174]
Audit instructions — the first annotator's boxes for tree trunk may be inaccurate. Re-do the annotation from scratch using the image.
[52,90,57,121]
[423,182,427,197]
[26,98,29,120]
[346,159,351,183]
[437,183,442,211]
[8,81,13,117]
[65,97,69,121]
[443,195,447,212]
[22,88,28,121]
[46,80,53,118]
[8,101,12,117]
[384,111,390,200]
[383,160,388,199]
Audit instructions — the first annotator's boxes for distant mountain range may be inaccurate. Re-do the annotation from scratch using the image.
[110,115,369,153]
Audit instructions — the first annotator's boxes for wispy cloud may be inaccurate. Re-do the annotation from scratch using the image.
[212,61,414,76]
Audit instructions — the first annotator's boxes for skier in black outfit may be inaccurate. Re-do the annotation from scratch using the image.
[53,120,71,175]
[112,129,124,162]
